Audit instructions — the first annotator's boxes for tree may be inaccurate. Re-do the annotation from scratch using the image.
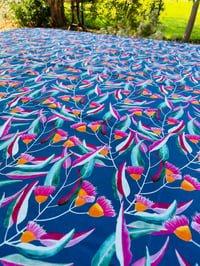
[47,0,67,27]
[182,0,199,42]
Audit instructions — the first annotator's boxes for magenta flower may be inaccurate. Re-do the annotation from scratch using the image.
[88,196,116,217]
[17,153,35,164]
[88,121,103,132]
[21,134,37,144]
[53,129,68,143]
[135,195,154,212]
[34,186,55,203]
[165,162,181,183]
[191,213,200,233]
[75,181,96,206]
[20,221,46,243]
[71,122,87,132]
[163,216,192,241]
[126,166,144,180]
[185,134,200,144]
[181,175,200,191]
[63,135,82,147]
[114,130,128,139]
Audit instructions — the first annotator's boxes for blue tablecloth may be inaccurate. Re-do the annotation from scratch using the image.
[0,28,200,265]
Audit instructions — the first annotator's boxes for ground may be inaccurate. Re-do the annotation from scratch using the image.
[0,9,20,31]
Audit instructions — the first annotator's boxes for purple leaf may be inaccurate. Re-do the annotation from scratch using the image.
[132,237,169,266]
[116,202,132,266]
[175,249,191,266]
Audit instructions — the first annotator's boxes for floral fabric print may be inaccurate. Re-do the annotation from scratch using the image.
[0,28,200,265]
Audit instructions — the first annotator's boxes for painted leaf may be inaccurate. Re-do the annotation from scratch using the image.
[116,132,133,154]
[7,135,21,157]
[152,154,165,182]
[137,121,158,141]
[177,133,192,154]
[87,104,105,115]
[28,115,44,134]
[171,106,184,120]
[145,247,151,266]
[115,202,132,266]
[0,254,73,266]
[41,228,95,248]
[16,154,55,171]
[14,229,74,259]
[152,200,193,215]
[158,144,169,161]
[187,118,200,135]
[0,131,18,151]
[0,179,21,187]
[1,185,27,207]
[134,200,177,223]
[57,174,82,206]
[51,109,74,121]
[175,249,191,266]
[127,221,165,232]
[116,162,130,198]
[91,233,115,266]
[6,171,47,179]
[117,114,131,132]
[0,116,12,138]
[109,103,120,119]
[168,120,185,134]
[80,159,95,179]
[132,237,169,266]
[44,154,70,187]
[149,134,171,152]
[131,141,145,167]
[72,147,104,167]
[12,181,38,225]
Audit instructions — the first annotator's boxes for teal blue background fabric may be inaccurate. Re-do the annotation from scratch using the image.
[0,28,200,265]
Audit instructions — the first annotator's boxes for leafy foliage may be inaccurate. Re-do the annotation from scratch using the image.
[9,0,50,27]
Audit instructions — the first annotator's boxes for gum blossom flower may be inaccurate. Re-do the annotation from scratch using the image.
[151,127,163,135]
[63,136,82,147]
[53,129,68,143]
[34,186,55,203]
[181,175,200,191]
[21,134,37,144]
[191,213,200,233]
[72,109,83,116]
[21,96,33,103]
[185,134,200,144]
[135,195,154,212]
[20,221,46,243]
[75,181,96,207]
[114,130,128,139]
[126,166,144,180]
[163,216,192,241]
[42,97,56,104]
[89,102,101,108]
[167,118,180,125]
[58,95,71,101]
[99,146,111,156]
[88,196,116,217]
[72,95,85,102]
[17,153,35,164]
[71,122,87,132]
[165,162,181,183]
[144,109,157,117]
[88,121,103,132]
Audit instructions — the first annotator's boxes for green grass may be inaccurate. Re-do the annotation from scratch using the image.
[160,0,200,41]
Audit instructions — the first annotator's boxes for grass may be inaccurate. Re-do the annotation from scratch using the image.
[160,0,200,41]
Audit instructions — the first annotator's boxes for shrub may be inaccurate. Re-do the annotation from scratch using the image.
[9,0,51,27]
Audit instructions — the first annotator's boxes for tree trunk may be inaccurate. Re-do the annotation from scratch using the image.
[182,0,199,42]
[47,0,67,27]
